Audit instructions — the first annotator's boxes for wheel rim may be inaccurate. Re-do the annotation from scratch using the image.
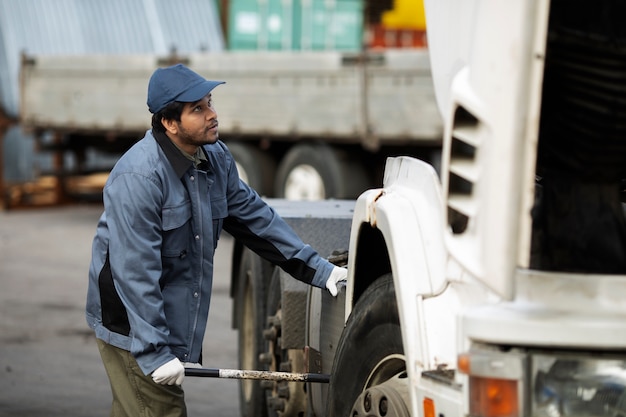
[283,164,326,201]
[350,355,410,417]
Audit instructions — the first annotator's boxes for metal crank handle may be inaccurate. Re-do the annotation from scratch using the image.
[184,367,330,383]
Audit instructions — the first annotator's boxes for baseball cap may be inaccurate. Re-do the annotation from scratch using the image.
[147,63,225,113]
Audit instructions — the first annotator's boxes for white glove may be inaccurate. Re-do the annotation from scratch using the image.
[152,358,185,385]
[326,266,347,297]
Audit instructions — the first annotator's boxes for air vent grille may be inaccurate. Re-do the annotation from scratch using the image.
[447,107,479,234]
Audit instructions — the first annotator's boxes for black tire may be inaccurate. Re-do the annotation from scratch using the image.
[236,249,268,417]
[274,142,371,200]
[326,274,405,417]
[227,141,276,197]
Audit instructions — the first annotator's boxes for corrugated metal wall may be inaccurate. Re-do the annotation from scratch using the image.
[0,0,224,182]
[0,0,225,117]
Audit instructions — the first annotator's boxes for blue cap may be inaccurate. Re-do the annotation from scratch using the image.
[147,64,225,113]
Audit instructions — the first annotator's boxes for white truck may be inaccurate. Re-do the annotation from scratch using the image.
[231,0,626,416]
[19,47,441,201]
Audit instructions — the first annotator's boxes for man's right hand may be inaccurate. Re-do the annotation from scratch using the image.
[152,358,185,385]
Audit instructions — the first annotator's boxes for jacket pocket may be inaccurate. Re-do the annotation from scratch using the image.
[162,200,192,230]
[161,200,192,282]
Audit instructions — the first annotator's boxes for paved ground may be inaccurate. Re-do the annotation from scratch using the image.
[0,204,240,417]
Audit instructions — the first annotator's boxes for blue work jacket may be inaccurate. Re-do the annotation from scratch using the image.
[86,130,334,375]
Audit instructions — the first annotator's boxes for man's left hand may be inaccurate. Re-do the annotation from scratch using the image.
[326,266,347,297]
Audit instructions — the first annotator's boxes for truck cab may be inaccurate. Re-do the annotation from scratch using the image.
[231,1,626,416]
[329,0,626,416]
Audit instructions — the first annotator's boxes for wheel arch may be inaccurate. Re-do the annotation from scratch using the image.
[346,211,440,417]
[351,222,392,307]
[346,158,447,317]
[344,157,448,416]
[348,197,440,369]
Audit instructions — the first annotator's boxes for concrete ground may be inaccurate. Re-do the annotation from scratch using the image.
[0,204,240,417]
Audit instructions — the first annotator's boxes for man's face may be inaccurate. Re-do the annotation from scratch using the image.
[167,94,219,153]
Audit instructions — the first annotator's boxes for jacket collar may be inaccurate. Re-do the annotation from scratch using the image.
[153,129,194,179]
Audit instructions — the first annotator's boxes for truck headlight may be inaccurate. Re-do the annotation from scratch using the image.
[460,349,626,417]
[532,355,626,417]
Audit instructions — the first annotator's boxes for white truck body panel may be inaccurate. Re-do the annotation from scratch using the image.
[20,50,442,148]
[464,270,626,348]
[427,0,550,299]
[421,0,476,118]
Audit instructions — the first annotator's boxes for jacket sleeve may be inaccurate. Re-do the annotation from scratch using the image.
[221,149,333,288]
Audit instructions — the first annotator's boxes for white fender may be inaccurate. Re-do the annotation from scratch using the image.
[345,156,451,415]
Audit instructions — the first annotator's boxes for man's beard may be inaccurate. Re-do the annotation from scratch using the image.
[178,124,218,147]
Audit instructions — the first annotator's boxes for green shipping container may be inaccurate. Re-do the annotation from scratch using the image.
[296,0,363,50]
[227,0,363,51]
[227,0,295,50]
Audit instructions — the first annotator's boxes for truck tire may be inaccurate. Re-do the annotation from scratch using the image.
[274,143,370,200]
[236,249,268,417]
[326,274,410,417]
[227,141,276,197]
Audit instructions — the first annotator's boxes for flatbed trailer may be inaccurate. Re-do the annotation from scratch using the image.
[19,48,442,201]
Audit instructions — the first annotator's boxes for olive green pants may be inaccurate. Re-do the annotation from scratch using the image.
[97,338,187,417]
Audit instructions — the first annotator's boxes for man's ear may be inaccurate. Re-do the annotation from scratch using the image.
[162,117,178,135]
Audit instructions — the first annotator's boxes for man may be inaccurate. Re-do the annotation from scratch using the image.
[86,63,347,416]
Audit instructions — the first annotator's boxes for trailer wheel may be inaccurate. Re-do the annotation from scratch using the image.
[274,143,370,200]
[228,141,276,197]
[236,249,268,417]
[326,274,410,417]
[262,268,307,417]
